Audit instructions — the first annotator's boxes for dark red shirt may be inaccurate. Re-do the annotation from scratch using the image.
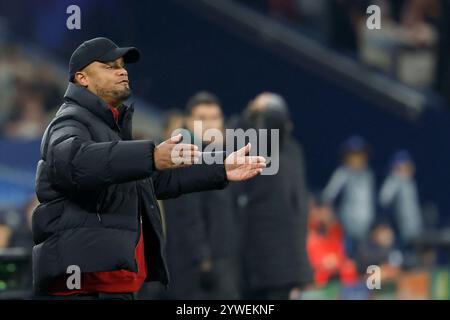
[49,224,147,295]
[109,105,119,123]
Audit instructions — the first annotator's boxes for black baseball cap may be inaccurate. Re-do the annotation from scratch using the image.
[69,37,140,82]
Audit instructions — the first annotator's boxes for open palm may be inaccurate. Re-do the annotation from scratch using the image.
[224,143,266,181]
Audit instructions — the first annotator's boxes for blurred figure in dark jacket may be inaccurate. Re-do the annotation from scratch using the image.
[355,224,402,283]
[8,196,37,249]
[379,150,423,248]
[233,92,313,300]
[164,92,239,299]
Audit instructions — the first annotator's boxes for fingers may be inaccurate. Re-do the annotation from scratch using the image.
[243,162,266,170]
[171,144,199,156]
[242,168,264,180]
[248,156,266,164]
[171,144,201,165]
[179,150,201,163]
[176,143,199,152]
[239,156,267,166]
[236,143,251,156]
[155,137,201,170]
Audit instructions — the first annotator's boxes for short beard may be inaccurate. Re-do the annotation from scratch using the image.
[95,85,132,105]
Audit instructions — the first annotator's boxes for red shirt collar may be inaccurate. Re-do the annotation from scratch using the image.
[108,105,119,123]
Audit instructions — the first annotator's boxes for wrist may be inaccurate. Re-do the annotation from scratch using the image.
[152,143,159,171]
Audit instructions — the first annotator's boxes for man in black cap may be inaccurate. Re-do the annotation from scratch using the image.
[32,37,266,300]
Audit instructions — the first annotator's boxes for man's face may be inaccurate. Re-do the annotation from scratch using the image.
[344,152,368,170]
[249,93,272,113]
[187,103,224,143]
[75,57,131,106]
[394,162,415,178]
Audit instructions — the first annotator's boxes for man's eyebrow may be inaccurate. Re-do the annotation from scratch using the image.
[103,60,125,67]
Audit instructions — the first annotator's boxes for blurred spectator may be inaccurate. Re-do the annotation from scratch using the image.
[0,223,12,249]
[240,0,444,89]
[8,196,37,249]
[329,0,368,53]
[233,92,312,300]
[164,92,240,299]
[434,0,450,106]
[0,43,63,139]
[3,91,47,139]
[355,224,402,282]
[0,208,16,249]
[322,135,376,256]
[307,202,359,286]
[379,150,423,247]
[358,0,439,87]
[162,109,185,144]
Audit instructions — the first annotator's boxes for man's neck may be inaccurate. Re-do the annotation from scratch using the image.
[85,86,122,108]
[99,95,122,108]
[107,101,121,108]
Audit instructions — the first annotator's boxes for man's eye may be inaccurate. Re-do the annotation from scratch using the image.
[106,65,113,69]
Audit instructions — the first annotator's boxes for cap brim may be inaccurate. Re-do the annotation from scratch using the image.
[97,47,140,64]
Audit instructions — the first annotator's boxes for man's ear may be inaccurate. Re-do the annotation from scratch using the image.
[74,71,88,87]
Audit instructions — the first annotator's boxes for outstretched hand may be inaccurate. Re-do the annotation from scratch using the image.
[224,143,266,181]
[154,134,200,170]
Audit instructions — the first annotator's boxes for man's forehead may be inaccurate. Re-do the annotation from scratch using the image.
[83,57,125,70]
[192,103,222,116]
[102,57,125,65]
[89,57,125,67]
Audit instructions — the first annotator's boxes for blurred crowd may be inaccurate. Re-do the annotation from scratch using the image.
[239,0,450,100]
[0,44,65,140]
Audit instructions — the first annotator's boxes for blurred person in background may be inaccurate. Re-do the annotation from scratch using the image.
[355,224,402,283]
[162,109,185,145]
[322,135,376,257]
[401,0,441,46]
[0,45,32,124]
[233,92,313,300]
[434,0,450,106]
[306,200,358,287]
[0,44,64,139]
[8,196,37,250]
[379,150,423,248]
[357,0,440,87]
[164,92,239,299]
[328,0,369,53]
[3,91,48,139]
[0,196,37,251]
[0,221,12,249]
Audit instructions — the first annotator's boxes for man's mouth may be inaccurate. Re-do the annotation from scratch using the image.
[117,80,129,84]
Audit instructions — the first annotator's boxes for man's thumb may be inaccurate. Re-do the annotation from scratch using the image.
[237,143,251,156]
[168,133,182,144]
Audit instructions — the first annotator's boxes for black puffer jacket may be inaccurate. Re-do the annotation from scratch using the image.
[32,83,228,293]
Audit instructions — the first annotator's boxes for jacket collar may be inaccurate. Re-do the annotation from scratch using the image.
[63,82,134,135]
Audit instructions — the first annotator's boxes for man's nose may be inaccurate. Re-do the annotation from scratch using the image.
[118,67,128,77]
